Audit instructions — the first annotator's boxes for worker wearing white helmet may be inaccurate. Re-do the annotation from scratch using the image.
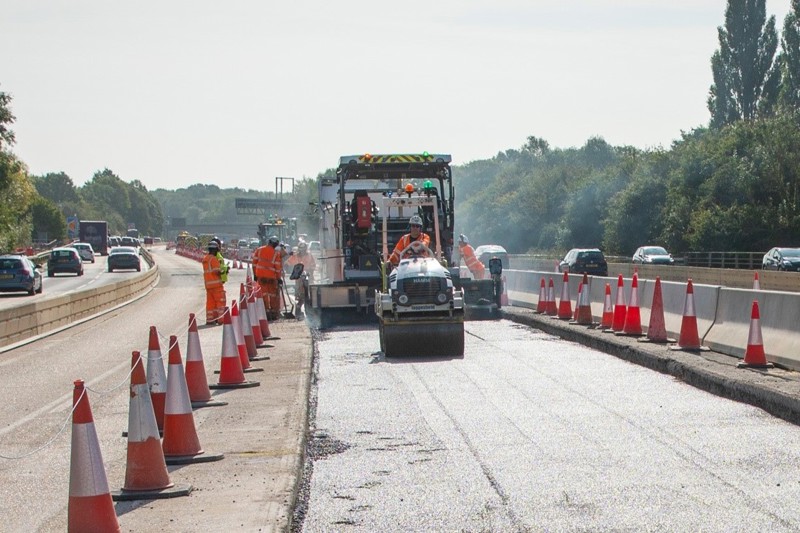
[457,234,485,279]
[389,214,431,265]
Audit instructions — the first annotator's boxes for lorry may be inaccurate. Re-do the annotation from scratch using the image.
[307,153,458,328]
[78,220,108,256]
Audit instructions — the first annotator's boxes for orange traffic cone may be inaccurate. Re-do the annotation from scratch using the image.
[68,380,120,532]
[146,326,167,431]
[209,307,260,389]
[599,283,613,330]
[610,275,627,333]
[238,288,259,359]
[545,278,557,316]
[641,276,669,343]
[113,352,192,501]
[557,272,572,320]
[753,271,761,291]
[670,279,708,351]
[573,274,594,326]
[247,286,273,355]
[237,258,243,269]
[185,314,227,408]
[162,335,225,465]
[535,278,547,314]
[230,299,248,363]
[571,282,582,322]
[737,300,774,368]
[619,274,643,336]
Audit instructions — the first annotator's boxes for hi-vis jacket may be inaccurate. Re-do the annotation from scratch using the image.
[253,245,282,280]
[459,243,485,279]
[389,232,431,265]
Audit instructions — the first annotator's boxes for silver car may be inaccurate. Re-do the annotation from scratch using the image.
[72,242,96,263]
[632,246,675,265]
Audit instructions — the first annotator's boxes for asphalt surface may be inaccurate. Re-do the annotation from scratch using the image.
[290,305,800,531]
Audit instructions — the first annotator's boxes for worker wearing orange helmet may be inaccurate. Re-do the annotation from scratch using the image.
[457,234,485,280]
[389,214,431,265]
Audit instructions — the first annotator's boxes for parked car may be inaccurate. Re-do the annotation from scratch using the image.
[71,242,96,263]
[559,248,608,276]
[632,245,675,265]
[107,246,141,272]
[473,244,509,269]
[0,254,43,295]
[762,247,800,271]
[47,247,83,277]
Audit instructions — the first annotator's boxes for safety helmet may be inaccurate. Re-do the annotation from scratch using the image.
[211,237,222,247]
[208,241,220,251]
[298,241,308,252]
[458,234,468,245]
[408,214,423,228]
[268,236,280,246]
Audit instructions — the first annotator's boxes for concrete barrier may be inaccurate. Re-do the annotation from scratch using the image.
[0,265,159,348]
[505,269,800,371]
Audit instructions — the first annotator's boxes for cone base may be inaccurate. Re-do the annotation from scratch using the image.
[191,399,229,408]
[614,330,643,337]
[264,336,281,341]
[250,354,271,361]
[165,451,225,465]
[112,483,193,501]
[737,361,774,369]
[638,337,675,344]
[669,344,710,352]
[214,367,264,374]
[209,380,260,390]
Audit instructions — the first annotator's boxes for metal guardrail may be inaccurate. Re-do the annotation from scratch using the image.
[683,252,764,270]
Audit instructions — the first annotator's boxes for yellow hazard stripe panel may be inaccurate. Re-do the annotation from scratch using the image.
[358,154,433,164]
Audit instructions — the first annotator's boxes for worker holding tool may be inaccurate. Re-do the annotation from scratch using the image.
[286,241,316,316]
[389,214,431,265]
[252,236,285,320]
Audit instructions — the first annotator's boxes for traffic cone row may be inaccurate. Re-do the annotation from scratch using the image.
[70,286,277,527]
[617,274,642,337]
[535,278,547,314]
[610,275,626,333]
[557,272,572,320]
[599,283,613,331]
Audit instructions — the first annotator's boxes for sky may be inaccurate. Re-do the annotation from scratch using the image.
[0,1,793,193]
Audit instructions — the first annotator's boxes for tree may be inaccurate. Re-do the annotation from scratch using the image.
[31,196,66,242]
[0,85,14,150]
[708,0,779,128]
[778,0,800,109]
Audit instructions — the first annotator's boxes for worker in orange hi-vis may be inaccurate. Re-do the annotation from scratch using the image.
[252,236,285,320]
[389,214,431,266]
[202,240,227,325]
[457,234,485,280]
[286,241,316,315]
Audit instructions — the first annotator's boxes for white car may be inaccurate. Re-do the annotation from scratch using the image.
[71,242,96,263]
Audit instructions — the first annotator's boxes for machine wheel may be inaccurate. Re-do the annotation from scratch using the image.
[379,322,386,354]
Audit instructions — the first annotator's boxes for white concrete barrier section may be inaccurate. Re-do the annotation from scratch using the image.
[0,265,159,348]
[506,268,800,370]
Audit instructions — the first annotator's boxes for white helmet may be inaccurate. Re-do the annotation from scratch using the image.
[409,214,423,227]
[458,234,468,245]
[298,241,308,252]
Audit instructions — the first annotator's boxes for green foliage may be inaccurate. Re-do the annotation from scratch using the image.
[0,155,35,252]
[708,0,778,127]
[778,0,800,109]
[31,196,66,242]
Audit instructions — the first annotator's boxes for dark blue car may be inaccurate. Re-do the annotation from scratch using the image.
[0,254,43,296]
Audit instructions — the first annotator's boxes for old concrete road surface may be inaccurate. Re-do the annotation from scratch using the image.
[299,319,800,532]
[0,248,311,532]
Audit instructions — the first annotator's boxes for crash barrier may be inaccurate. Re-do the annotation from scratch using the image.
[504,269,800,371]
[508,255,800,292]
[0,265,159,348]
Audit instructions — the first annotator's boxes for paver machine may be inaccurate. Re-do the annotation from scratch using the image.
[307,153,457,329]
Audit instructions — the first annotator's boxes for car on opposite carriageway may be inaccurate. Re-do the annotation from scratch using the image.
[107,246,141,272]
[0,254,42,295]
[762,247,800,271]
